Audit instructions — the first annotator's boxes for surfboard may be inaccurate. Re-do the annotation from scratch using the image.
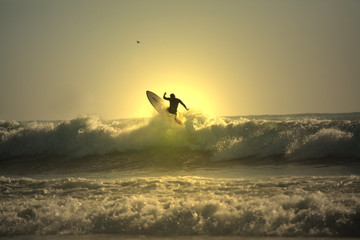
[146,91,167,113]
[146,91,183,125]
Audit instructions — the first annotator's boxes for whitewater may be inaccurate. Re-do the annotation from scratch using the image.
[1,112,360,239]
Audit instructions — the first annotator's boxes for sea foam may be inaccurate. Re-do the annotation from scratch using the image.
[1,175,360,237]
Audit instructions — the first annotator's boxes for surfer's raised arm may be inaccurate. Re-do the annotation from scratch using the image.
[163,92,170,100]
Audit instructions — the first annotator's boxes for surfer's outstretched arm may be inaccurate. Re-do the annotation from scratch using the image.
[180,100,189,110]
[163,92,170,100]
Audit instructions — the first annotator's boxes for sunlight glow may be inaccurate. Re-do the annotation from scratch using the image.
[131,72,220,119]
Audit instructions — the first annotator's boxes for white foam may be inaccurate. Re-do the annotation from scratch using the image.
[1,176,360,237]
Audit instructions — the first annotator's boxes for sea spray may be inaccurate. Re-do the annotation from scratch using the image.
[0,113,359,163]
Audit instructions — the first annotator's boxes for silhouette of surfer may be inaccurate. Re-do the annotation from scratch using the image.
[163,92,189,116]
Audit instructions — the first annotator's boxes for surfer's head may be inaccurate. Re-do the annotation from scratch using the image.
[170,93,175,98]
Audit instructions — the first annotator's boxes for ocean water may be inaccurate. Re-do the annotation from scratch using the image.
[1,112,360,239]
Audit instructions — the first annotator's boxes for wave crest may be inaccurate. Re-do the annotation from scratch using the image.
[0,113,360,162]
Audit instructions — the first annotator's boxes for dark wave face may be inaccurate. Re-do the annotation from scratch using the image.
[0,112,360,174]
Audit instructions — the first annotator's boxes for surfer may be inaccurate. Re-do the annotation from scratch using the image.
[163,92,189,116]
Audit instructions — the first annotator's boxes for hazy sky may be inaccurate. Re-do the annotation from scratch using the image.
[1,0,360,120]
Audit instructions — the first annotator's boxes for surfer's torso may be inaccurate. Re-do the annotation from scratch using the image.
[167,98,181,114]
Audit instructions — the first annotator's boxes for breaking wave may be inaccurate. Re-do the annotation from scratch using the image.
[0,112,359,164]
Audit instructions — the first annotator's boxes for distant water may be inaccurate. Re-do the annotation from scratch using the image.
[1,112,360,238]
